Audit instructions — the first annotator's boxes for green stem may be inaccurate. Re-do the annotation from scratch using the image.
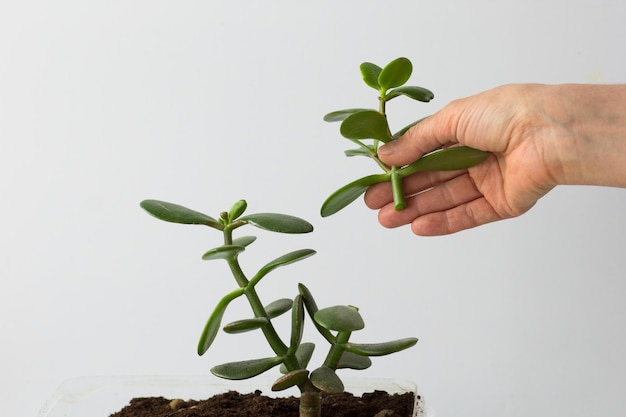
[323,331,351,370]
[390,170,406,211]
[243,285,289,354]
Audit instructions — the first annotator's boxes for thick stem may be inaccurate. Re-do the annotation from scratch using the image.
[390,170,406,210]
[299,391,321,417]
[322,331,351,369]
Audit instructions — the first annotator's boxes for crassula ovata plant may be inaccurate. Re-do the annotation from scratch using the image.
[140,199,418,417]
[321,57,489,217]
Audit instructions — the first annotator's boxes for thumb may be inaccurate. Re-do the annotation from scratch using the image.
[377,111,458,167]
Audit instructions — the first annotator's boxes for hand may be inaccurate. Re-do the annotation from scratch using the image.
[364,83,626,235]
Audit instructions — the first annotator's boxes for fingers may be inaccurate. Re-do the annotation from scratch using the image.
[364,169,466,209]
[409,198,501,236]
[372,173,502,235]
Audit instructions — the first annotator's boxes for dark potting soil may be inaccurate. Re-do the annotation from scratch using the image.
[108,389,416,417]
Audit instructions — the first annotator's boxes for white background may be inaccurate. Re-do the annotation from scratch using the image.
[2,1,625,416]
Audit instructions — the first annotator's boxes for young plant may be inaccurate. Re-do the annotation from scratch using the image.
[322,57,489,217]
[140,199,418,417]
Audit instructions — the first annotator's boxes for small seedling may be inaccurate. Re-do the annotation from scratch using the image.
[140,199,417,417]
[322,57,489,217]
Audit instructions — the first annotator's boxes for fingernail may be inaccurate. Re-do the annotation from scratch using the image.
[378,142,396,156]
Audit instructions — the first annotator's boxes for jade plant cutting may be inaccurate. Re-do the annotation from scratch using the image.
[140,199,417,417]
[321,57,489,217]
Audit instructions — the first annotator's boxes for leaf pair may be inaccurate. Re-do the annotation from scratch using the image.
[321,147,490,217]
[140,199,314,234]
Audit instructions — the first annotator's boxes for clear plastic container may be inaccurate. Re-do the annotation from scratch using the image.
[37,375,425,417]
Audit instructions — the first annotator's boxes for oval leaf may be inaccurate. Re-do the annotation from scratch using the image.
[337,351,372,370]
[398,147,489,177]
[211,356,283,380]
[140,200,221,229]
[239,213,313,234]
[320,173,390,218]
[228,200,247,221]
[344,148,375,157]
[222,317,268,334]
[250,249,317,286]
[310,366,344,393]
[265,298,294,319]
[272,369,309,391]
[232,235,257,247]
[385,85,434,102]
[360,62,382,89]
[280,342,315,373]
[290,295,305,350]
[378,57,412,91]
[323,108,372,122]
[314,305,364,332]
[343,337,418,357]
[298,284,334,342]
[201,245,246,261]
[340,110,392,143]
[197,288,245,355]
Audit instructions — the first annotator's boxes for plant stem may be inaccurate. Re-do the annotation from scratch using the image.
[243,285,289,354]
[323,331,351,369]
[300,391,321,417]
[391,169,406,210]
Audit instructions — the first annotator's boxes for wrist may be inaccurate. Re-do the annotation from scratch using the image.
[542,84,626,187]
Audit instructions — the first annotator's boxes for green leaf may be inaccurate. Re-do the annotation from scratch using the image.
[222,317,268,334]
[250,249,317,287]
[265,298,294,319]
[343,337,418,357]
[320,173,390,218]
[385,85,434,102]
[360,62,382,89]
[280,342,315,373]
[340,110,392,143]
[344,148,375,157]
[211,356,283,380]
[272,369,309,391]
[232,236,257,247]
[310,366,344,393]
[323,108,372,122]
[398,146,490,177]
[228,200,247,221]
[378,57,412,91]
[337,351,372,370]
[290,295,305,350]
[201,245,246,261]
[298,284,334,343]
[197,288,245,355]
[239,213,314,234]
[140,200,222,229]
[314,305,364,332]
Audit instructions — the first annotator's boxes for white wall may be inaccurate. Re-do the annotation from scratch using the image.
[2,1,625,416]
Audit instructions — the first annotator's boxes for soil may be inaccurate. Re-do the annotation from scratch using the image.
[108,389,416,417]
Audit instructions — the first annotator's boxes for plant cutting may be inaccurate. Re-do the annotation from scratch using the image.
[134,198,419,417]
[321,57,489,217]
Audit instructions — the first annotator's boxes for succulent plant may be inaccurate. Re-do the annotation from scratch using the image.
[140,199,417,417]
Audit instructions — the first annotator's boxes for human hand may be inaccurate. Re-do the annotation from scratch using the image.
[364,84,572,235]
